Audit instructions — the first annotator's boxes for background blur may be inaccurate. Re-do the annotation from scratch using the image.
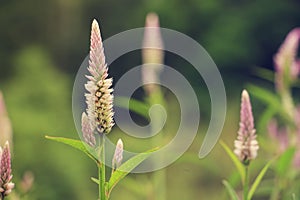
[0,0,300,199]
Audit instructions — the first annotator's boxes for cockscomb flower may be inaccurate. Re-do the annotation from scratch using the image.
[234,90,259,164]
[0,141,14,197]
[274,28,300,91]
[112,139,123,170]
[84,19,114,134]
[142,13,164,95]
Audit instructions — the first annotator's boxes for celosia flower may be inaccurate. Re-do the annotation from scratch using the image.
[274,28,300,91]
[234,90,259,164]
[84,19,114,134]
[0,92,12,148]
[0,141,14,197]
[81,112,96,147]
[142,13,164,95]
[112,139,123,170]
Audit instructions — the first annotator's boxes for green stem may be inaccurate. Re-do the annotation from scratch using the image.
[98,134,107,200]
[148,91,167,200]
[244,166,249,200]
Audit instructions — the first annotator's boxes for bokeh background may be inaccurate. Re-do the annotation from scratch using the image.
[0,0,300,199]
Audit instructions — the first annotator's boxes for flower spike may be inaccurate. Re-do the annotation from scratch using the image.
[0,141,14,196]
[234,90,259,164]
[84,19,114,134]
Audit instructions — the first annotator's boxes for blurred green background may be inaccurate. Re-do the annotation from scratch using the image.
[0,0,300,199]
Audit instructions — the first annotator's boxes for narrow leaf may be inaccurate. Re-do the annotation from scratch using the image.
[274,147,296,176]
[115,96,150,119]
[220,140,245,184]
[248,160,272,200]
[222,180,239,200]
[45,136,98,163]
[107,149,155,195]
[91,177,99,184]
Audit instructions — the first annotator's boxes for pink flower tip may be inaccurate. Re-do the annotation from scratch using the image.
[234,90,259,164]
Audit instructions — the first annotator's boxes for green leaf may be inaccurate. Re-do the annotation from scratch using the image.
[115,96,150,119]
[45,136,98,163]
[247,85,281,109]
[220,140,246,184]
[91,177,99,184]
[107,149,155,196]
[248,160,272,200]
[251,66,275,83]
[274,147,296,177]
[222,180,239,200]
[257,106,277,133]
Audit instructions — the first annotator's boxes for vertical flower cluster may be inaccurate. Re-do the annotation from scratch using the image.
[142,13,164,95]
[0,142,14,197]
[82,19,114,141]
[234,90,259,164]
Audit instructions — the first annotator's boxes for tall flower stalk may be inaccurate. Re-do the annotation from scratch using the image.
[84,19,114,200]
[234,90,259,200]
[142,13,167,200]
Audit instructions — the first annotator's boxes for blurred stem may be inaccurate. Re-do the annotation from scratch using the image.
[98,134,107,200]
[244,166,249,200]
[148,89,167,200]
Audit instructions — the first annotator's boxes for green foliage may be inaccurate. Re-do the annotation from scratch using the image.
[45,136,98,163]
[248,160,272,200]
[222,180,239,200]
[220,140,246,184]
[107,149,155,196]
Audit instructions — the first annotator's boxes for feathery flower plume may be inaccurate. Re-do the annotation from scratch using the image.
[112,139,123,170]
[84,19,114,134]
[142,13,164,95]
[0,92,12,148]
[81,112,96,147]
[234,90,259,164]
[274,28,300,91]
[0,141,14,197]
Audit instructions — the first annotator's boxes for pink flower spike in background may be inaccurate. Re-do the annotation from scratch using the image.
[274,28,300,90]
[234,90,259,164]
[84,19,114,135]
[0,141,14,198]
[0,92,12,148]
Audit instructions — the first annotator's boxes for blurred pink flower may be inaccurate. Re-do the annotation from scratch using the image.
[84,19,114,134]
[0,92,12,149]
[142,13,164,95]
[234,90,259,164]
[274,28,300,91]
[267,119,288,153]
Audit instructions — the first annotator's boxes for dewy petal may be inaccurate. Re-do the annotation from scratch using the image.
[234,90,259,163]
